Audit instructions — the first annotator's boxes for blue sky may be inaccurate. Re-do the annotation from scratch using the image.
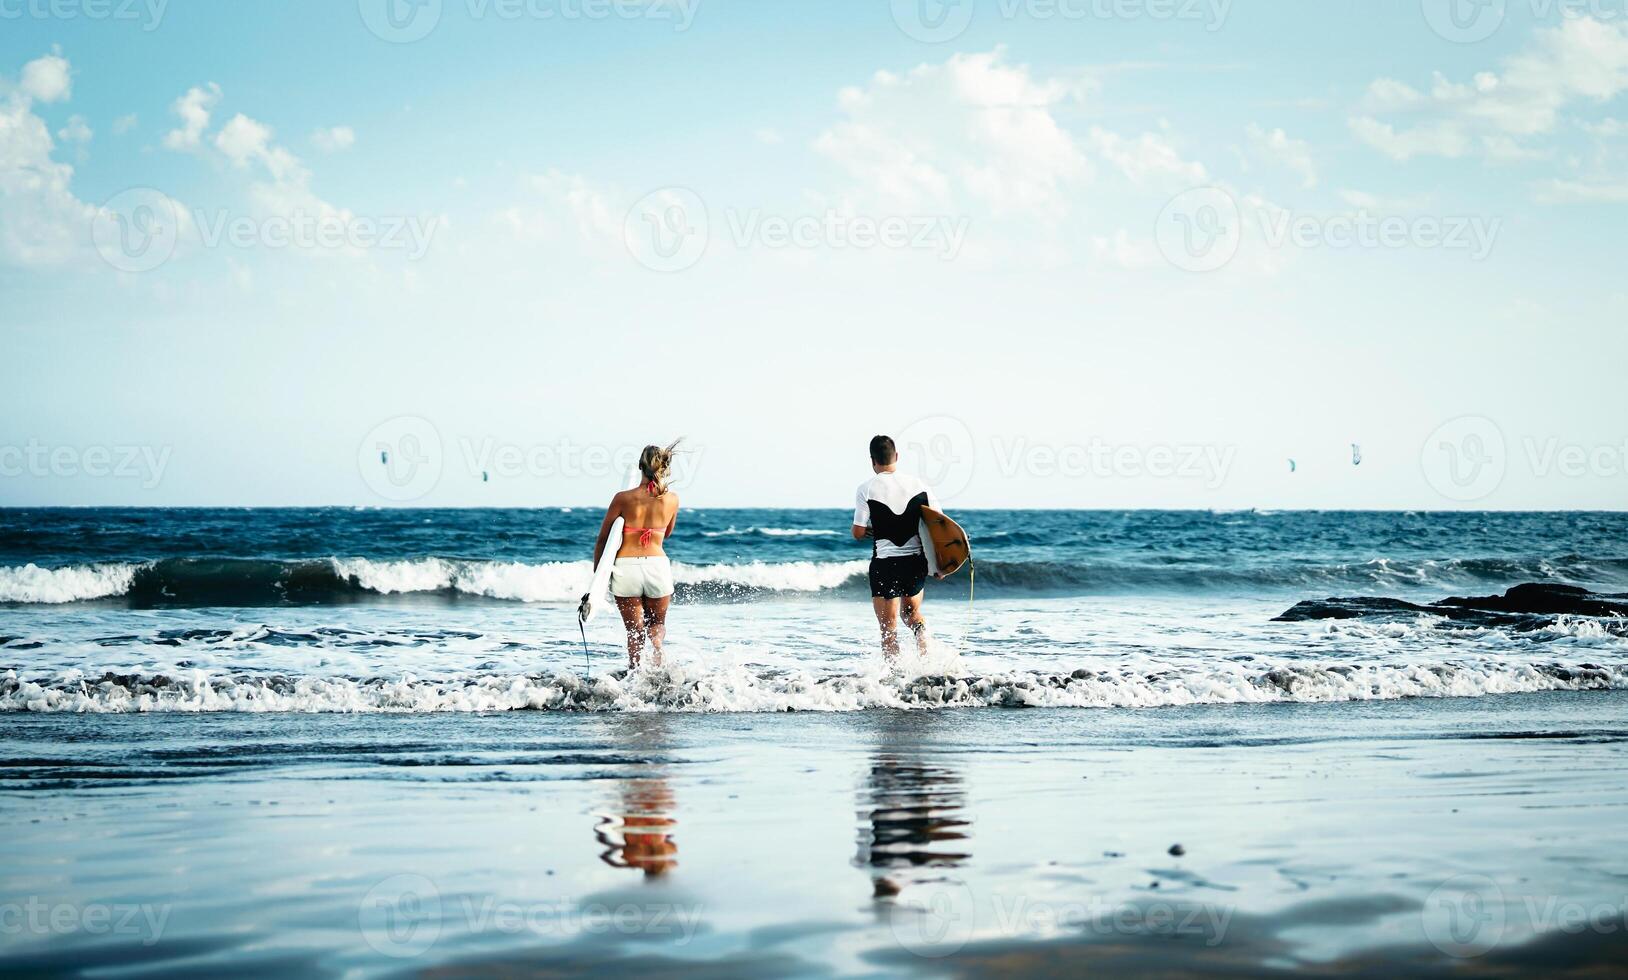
[3,0,1627,509]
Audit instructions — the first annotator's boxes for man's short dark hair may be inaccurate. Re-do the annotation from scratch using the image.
[869,435,897,466]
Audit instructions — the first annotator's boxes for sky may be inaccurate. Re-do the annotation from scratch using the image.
[2,0,1627,510]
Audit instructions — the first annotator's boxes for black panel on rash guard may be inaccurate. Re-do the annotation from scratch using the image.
[868,492,928,550]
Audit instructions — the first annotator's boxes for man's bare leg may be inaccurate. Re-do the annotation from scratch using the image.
[615,597,648,669]
[900,591,929,655]
[872,596,902,660]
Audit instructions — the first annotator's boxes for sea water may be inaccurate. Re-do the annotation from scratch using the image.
[3,508,1626,712]
[6,508,1628,974]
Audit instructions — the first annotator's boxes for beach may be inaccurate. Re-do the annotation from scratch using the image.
[5,694,1628,975]
[4,508,1628,974]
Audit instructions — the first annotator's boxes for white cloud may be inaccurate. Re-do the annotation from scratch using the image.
[499,169,621,245]
[215,113,273,166]
[1348,116,1470,160]
[164,83,221,151]
[1088,127,1208,187]
[20,53,71,104]
[112,113,138,135]
[311,125,356,153]
[814,48,1094,217]
[162,85,363,256]
[215,113,345,229]
[0,56,94,267]
[1245,124,1316,188]
[1351,17,1628,161]
[800,48,1251,273]
[57,114,92,144]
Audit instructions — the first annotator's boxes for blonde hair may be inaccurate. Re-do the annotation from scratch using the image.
[639,440,682,495]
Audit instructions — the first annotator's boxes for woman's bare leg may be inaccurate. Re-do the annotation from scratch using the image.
[642,595,671,666]
[615,597,648,669]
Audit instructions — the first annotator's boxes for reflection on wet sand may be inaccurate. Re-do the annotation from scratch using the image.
[858,734,970,897]
[596,717,679,879]
[596,778,678,878]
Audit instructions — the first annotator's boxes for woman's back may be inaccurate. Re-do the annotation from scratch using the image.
[616,488,679,558]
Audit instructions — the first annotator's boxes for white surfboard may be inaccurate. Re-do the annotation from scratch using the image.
[920,519,940,578]
[578,467,643,624]
[919,507,971,580]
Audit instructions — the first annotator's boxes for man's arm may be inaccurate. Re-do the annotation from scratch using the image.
[852,486,872,541]
[852,524,871,541]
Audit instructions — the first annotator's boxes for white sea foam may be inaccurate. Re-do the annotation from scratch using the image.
[5,660,1623,714]
[0,563,144,604]
[329,557,592,602]
[673,560,867,593]
[327,557,867,601]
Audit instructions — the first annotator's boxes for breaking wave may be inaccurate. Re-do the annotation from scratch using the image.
[0,557,872,607]
[0,562,143,604]
[6,553,1628,607]
[4,660,1624,713]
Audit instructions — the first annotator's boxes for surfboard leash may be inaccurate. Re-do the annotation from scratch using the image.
[577,615,591,678]
[967,557,975,618]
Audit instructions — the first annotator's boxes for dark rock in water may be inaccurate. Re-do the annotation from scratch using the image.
[1435,583,1628,617]
[1274,583,1628,631]
[1168,843,1186,857]
[1274,596,1426,622]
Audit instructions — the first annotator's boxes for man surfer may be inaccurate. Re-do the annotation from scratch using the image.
[852,435,938,660]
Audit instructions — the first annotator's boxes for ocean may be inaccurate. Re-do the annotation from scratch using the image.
[3,508,1626,711]
[4,508,1628,975]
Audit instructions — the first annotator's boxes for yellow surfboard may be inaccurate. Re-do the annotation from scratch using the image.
[919,506,970,578]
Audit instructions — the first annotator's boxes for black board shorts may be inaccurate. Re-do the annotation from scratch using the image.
[869,553,928,599]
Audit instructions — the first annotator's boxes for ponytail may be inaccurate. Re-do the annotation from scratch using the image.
[639,439,683,495]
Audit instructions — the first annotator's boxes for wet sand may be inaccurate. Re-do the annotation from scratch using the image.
[4,692,1628,977]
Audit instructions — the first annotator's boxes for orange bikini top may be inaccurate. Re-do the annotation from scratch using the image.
[624,526,663,547]
[625,481,668,546]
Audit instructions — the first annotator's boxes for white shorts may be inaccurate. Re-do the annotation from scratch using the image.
[610,556,674,599]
